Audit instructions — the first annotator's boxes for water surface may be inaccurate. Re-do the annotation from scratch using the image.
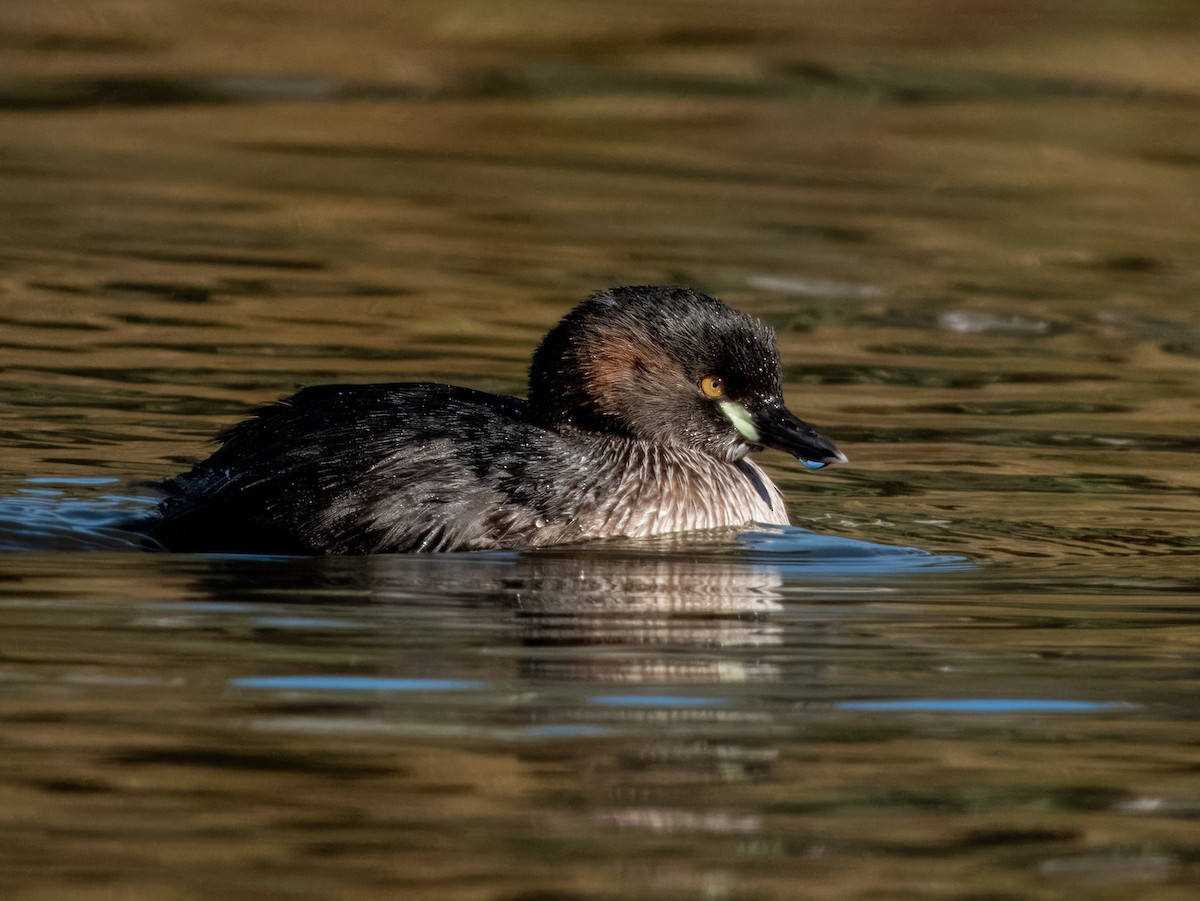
[1,1,1199,898]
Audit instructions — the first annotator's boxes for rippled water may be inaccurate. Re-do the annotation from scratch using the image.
[2,1,1199,898]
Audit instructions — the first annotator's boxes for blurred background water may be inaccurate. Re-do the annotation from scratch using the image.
[1,1,1198,899]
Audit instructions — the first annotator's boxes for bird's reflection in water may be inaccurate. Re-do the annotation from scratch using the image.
[191,538,791,658]
[184,541,836,888]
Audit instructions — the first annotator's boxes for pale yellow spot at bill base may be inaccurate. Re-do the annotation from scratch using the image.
[719,401,760,443]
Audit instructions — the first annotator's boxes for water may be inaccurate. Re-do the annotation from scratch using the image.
[2,1,1199,898]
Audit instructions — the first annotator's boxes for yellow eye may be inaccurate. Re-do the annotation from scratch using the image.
[700,375,726,399]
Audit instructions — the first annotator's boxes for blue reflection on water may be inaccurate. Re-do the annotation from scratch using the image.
[837,699,1132,713]
[254,617,359,630]
[0,479,155,551]
[739,525,972,575]
[589,694,728,708]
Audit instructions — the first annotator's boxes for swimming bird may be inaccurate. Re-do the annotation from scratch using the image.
[147,286,846,554]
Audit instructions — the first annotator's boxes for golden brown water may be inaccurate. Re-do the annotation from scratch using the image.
[1,1,1199,899]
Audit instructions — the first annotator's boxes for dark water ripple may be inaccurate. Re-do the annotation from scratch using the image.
[786,364,1119,388]
[6,60,1200,112]
[0,74,429,111]
[833,467,1197,497]
[835,427,1200,456]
